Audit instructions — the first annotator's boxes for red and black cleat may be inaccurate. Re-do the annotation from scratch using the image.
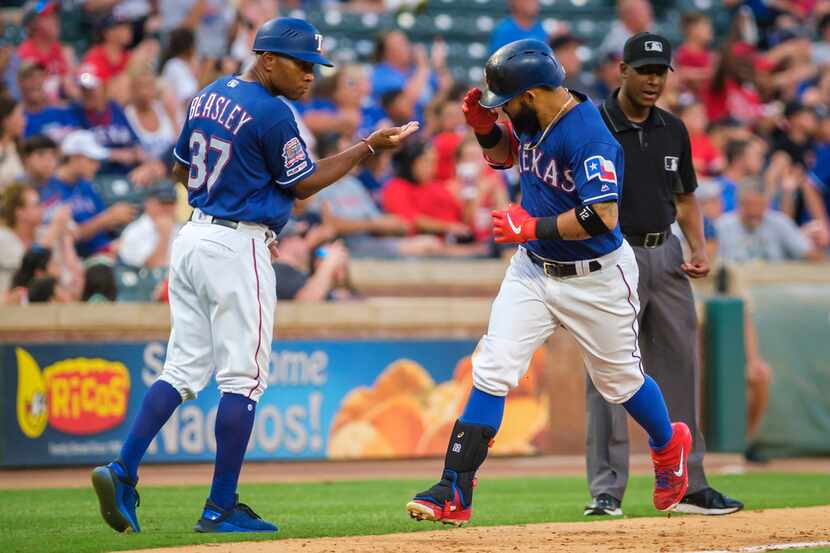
[406,473,475,527]
[651,422,692,511]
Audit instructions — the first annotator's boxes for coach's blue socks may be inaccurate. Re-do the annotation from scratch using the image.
[210,393,257,510]
[118,380,182,482]
[622,375,673,450]
[460,387,505,433]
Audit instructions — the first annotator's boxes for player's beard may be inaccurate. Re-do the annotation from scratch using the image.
[508,103,541,137]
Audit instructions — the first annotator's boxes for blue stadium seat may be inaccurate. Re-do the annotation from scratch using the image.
[93,174,143,207]
[114,264,167,303]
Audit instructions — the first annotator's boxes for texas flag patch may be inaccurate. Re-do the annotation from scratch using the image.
[584,155,618,184]
[282,137,307,168]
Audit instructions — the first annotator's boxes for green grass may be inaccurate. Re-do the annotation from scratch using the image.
[0,473,828,553]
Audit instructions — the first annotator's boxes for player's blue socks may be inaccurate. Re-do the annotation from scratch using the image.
[622,375,673,450]
[210,393,257,510]
[118,380,182,482]
[460,387,505,433]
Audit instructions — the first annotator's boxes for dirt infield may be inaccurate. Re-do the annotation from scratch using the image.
[124,505,830,553]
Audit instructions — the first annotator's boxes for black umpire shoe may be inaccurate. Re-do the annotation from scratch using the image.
[673,487,744,515]
[583,493,623,516]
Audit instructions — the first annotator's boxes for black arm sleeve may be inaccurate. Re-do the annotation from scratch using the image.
[475,125,503,149]
[536,216,562,240]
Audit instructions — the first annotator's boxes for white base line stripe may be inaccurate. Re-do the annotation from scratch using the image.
[687,541,830,553]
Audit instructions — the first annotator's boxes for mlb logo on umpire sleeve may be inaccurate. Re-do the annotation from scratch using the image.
[645,41,663,52]
[664,156,679,171]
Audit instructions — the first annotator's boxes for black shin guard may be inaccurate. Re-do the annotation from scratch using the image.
[416,420,495,507]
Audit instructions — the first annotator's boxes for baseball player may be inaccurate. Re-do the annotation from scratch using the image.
[91,17,418,534]
[406,39,692,526]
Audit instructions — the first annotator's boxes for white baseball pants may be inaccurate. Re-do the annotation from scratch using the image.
[472,242,645,403]
[159,210,275,402]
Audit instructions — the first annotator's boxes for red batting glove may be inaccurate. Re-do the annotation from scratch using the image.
[462,88,498,135]
[491,204,538,244]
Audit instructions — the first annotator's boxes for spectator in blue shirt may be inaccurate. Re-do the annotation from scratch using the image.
[717,138,766,213]
[371,31,450,123]
[70,70,144,175]
[1,30,21,100]
[489,0,548,54]
[18,61,79,142]
[811,140,830,222]
[298,65,384,141]
[71,69,168,185]
[40,130,137,257]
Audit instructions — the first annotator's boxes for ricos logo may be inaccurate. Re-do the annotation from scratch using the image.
[15,348,131,439]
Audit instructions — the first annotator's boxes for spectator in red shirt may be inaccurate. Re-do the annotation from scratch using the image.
[382,139,473,240]
[703,42,765,125]
[450,135,509,243]
[678,100,724,176]
[676,11,716,94]
[16,0,78,102]
[430,98,466,182]
[82,13,133,85]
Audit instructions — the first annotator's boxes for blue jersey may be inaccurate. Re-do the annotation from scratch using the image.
[490,92,624,262]
[24,106,81,141]
[71,101,141,175]
[173,76,315,234]
[40,176,110,257]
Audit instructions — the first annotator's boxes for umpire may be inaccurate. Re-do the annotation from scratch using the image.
[583,32,743,516]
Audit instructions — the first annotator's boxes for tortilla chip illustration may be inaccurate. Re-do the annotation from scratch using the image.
[415,418,456,456]
[364,395,425,455]
[328,349,551,459]
[491,395,550,454]
[374,359,435,398]
[330,386,376,435]
[327,420,394,458]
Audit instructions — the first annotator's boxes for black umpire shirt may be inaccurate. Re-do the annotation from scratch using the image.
[599,89,697,236]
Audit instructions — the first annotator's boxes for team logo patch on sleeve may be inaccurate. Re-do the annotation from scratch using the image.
[282,137,307,168]
[584,155,617,184]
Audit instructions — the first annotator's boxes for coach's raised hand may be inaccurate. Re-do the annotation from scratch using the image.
[463,88,498,135]
[366,121,421,151]
[292,121,420,200]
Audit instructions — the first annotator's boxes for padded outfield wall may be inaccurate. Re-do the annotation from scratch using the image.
[0,261,827,466]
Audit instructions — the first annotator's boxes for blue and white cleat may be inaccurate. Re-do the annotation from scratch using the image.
[91,461,141,533]
[194,495,278,533]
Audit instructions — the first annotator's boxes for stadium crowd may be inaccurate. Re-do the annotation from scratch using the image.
[0,0,828,305]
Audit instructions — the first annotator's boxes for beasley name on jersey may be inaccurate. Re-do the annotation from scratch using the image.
[174,76,316,234]
[495,92,625,262]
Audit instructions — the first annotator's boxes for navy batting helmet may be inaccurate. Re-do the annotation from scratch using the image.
[480,39,566,109]
[252,17,334,67]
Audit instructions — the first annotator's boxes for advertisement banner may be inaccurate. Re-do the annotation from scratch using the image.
[1,340,551,467]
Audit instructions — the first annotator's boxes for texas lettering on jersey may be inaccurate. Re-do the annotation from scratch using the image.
[518,147,576,193]
[486,92,625,261]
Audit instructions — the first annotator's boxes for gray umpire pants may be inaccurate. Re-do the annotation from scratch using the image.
[585,234,708,501]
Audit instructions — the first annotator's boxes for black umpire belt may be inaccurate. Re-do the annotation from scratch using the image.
[526,249,602,279]
[624,229,670,249]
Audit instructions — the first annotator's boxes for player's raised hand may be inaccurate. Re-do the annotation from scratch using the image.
[366,121,420,151]
[492,203,538,244]
[462,88,498,135]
